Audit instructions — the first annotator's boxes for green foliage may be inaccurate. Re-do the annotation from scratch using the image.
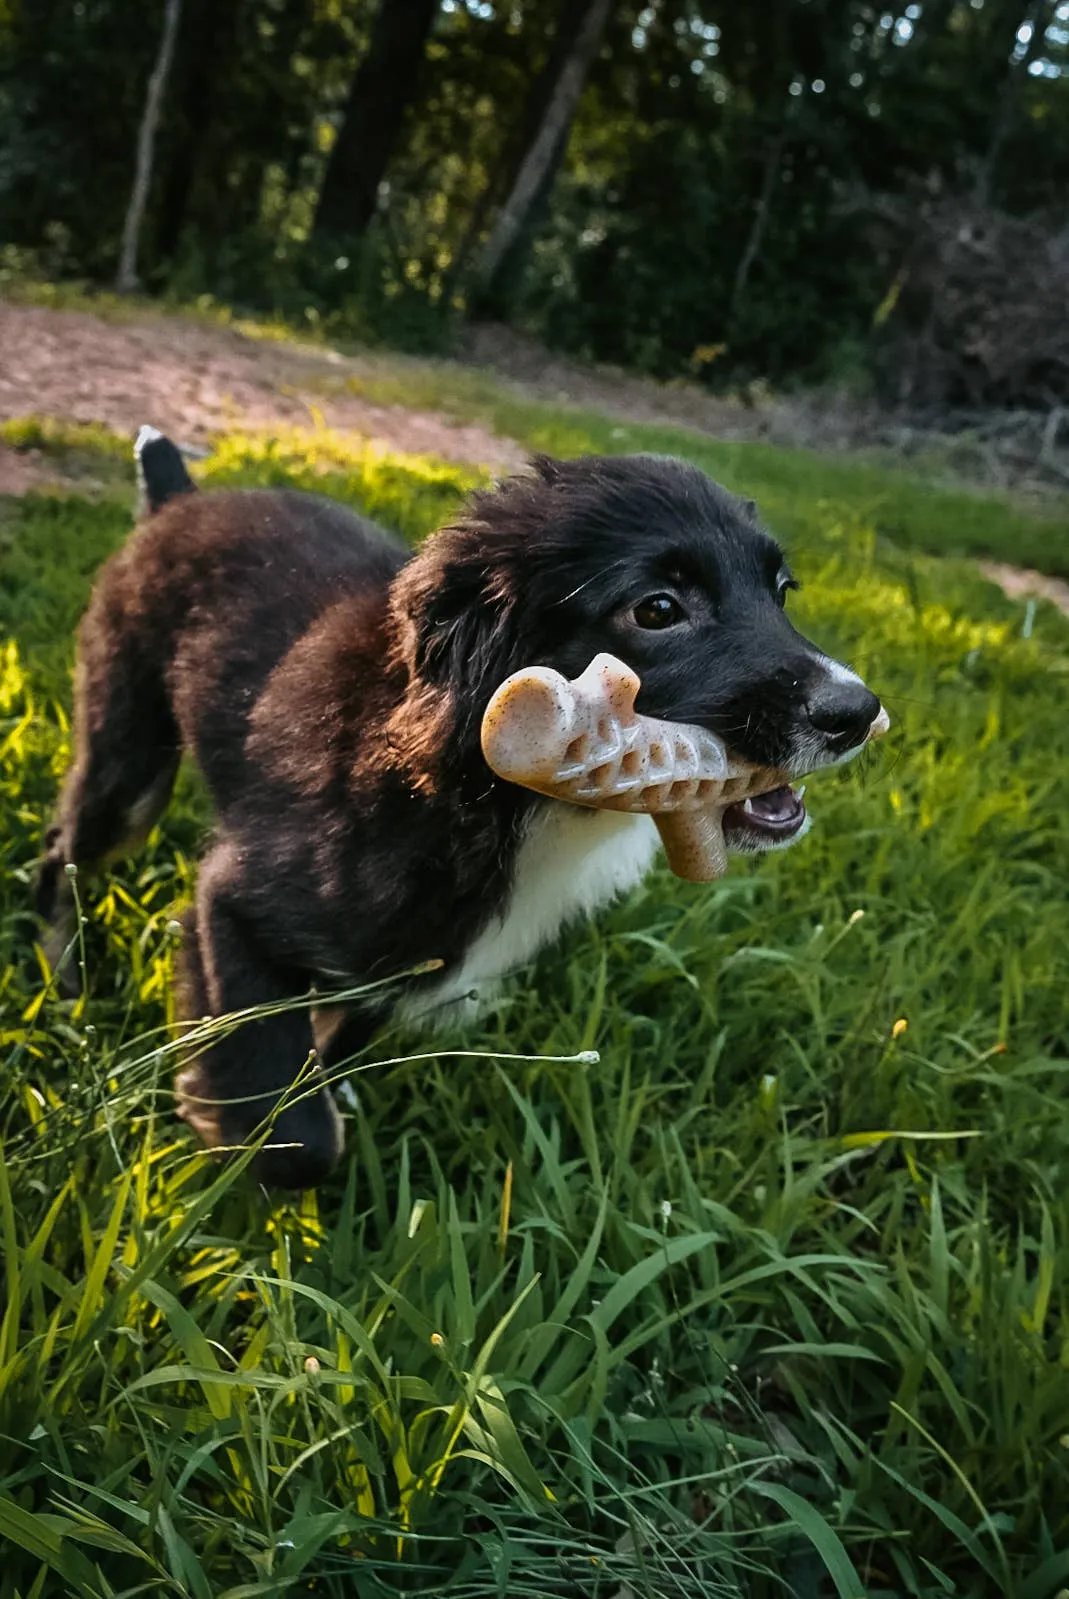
[2,1,1067,388]
[2,420,1069,1593]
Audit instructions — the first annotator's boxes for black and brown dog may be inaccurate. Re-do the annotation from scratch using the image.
[36,433,884,1187]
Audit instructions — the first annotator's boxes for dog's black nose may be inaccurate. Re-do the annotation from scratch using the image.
[806,678,882,748]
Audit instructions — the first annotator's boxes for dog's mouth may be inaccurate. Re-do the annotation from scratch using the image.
[722,784,807,851]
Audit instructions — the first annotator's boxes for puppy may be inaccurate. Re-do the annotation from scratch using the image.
[36,438,883,1187]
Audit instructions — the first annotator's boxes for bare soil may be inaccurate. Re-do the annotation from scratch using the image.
[0,299,524,475]
[0,444,69,495]
[978,561,1069,618]
[457,322,866,448]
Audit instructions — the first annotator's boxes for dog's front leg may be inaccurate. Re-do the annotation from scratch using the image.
[174,842,344,1189]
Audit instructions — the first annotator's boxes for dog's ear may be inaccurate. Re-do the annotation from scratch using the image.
[390,526,525,700]
[387,528,526,782]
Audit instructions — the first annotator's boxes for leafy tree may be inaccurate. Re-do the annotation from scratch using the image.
[0,0,1065,396]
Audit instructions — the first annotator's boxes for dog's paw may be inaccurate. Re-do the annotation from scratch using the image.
[175,1062,344,1190]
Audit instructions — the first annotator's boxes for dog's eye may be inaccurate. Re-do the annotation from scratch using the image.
[632,594,684,629]
[776,571,800,608]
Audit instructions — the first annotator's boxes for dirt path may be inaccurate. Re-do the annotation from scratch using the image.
[978,561,1069,618]
[1,297,1065,617]
[0,299,524,493]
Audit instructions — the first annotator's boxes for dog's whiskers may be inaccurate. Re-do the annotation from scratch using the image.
[552,559,631,608]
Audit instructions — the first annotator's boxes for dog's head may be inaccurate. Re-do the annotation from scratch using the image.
[390,453,885,851]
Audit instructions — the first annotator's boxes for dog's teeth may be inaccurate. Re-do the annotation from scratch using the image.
[797,784,807,799]
[742,797,756,816]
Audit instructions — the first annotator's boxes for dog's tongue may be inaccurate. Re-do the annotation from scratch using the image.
[745,785,802,824]
[720,784,808,843]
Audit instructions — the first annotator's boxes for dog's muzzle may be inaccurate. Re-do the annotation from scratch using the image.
[481,654,890,879]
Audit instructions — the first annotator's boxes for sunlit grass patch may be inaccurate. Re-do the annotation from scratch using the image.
[1,423,1068,1595]
[198,423,483,541]
[0,414,132,466]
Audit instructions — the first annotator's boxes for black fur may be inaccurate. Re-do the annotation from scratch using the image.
[37,445,881,1187]
[135,426,196,515]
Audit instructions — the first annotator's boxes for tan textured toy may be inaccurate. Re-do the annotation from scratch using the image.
[481,653,799,881]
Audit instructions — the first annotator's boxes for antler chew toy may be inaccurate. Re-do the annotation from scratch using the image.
[481,653,794,882]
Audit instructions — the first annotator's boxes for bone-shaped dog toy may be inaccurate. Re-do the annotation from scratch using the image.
[481,653,795,881]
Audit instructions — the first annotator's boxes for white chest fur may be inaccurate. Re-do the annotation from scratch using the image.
[398,803,660,1025]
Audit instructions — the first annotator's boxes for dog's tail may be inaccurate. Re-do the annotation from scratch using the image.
[135,425,196,516]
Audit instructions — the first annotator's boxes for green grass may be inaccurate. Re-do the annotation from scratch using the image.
[342,358,1069,579]
[2,419,1069,1597]
[0,415,133,467]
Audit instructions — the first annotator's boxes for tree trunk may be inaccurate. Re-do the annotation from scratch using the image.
[472,0,613,296]
[974,0,1053,205]
[453,0,595,310]
[312,0,439,246]
[116,0,183,293]
[731,118,789,313]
